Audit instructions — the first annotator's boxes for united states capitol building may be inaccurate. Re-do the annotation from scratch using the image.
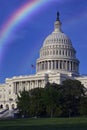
[0,13,87,116]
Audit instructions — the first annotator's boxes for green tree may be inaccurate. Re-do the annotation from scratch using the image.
[17,89,30,117]
[44,83,61,118]
[16,79,87,118]
[79,96,87,116]
[29,88,46,117]
[60,79,86,117]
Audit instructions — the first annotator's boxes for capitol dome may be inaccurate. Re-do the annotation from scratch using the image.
[36,12,79,76]
[43,31,72,47]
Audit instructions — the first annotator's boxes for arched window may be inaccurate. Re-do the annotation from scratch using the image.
[0,104,3,109]
[6,104,9,109]
[12,104,15,109]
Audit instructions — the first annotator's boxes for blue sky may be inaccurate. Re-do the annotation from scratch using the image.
[0,0,87,83]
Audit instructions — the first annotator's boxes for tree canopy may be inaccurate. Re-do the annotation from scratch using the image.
[17,79,87,117]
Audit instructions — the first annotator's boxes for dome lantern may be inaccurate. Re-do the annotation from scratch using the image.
[54,12,62,32]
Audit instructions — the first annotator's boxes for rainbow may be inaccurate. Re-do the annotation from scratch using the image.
[0,0,50,64]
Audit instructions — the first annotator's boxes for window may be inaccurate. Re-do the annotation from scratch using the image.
[59,50,61,55]
[56,50,58,55]
[66,50,67,56]
[6,104,9,109]
[12,104,15,109]
[0,105,3,109]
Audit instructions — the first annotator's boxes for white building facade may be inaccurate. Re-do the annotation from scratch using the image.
[0,13,87,111]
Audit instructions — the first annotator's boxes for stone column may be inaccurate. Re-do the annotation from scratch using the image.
[69,61,71,71]
[61,61,63,69]
[19,82,21,91]
[40,62,41,71]
[75,62,76,71]
[43,62,44,70]
[49,61,51,69]
[60,61,62,69]
[66,61,67,70]
[63,61,64,69]
[51,61,53,70]
[58,60,60,69]
[48,61,49,70]
[37,63,39,72]
[72,62,74,71]
[44,61,46,70]
[40,62,42,71]
[74,62,75,71]
[41,62,42,71]
[38,63,40,71]
[39,63,40,71]
[13,82,16,94]
[33,81,35,89]
[42,62,44,70]
[46,61,47,70]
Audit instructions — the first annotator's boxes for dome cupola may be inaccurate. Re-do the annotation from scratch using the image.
[43,12,72,47]
[36,12,79,76]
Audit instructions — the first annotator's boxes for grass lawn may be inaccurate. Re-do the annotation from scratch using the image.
[0,117,87,130]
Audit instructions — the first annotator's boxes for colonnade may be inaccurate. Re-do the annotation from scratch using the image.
[13,80,46,94]
[37,60,78,73]
[41,49,75,58]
